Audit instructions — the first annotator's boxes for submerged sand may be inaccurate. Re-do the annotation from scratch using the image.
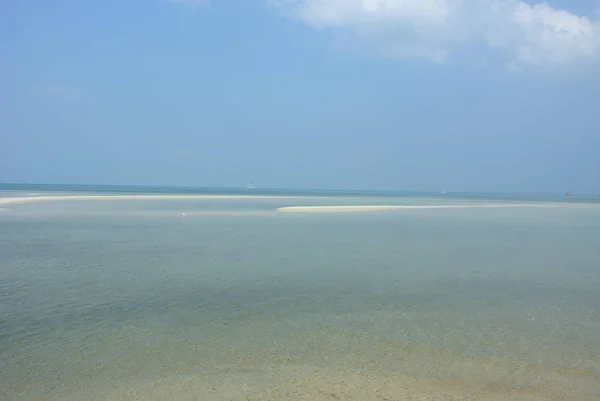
[46,338,599,401]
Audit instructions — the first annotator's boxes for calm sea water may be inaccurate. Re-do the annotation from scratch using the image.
[1,185,599,400]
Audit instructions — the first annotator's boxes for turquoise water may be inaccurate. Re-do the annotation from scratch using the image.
[1,186,599,400]
[2,182,598,201]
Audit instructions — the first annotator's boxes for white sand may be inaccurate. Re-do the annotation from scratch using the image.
[0,196,555,213]
[0,194,297,207]
[277,204,549,213]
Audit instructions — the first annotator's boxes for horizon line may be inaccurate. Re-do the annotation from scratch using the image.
[0,182,594,197]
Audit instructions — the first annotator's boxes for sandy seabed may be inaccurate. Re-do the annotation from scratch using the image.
[53,341,599,401]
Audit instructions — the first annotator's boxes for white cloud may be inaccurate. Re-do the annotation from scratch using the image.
[271,0,600,70]
[30,85,81,101]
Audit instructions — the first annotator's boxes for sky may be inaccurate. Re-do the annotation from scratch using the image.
[1,0,599,193]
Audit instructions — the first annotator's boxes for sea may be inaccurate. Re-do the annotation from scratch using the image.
[1,184,599,400]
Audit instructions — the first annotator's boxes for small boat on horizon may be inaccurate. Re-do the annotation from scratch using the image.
[247,183,256,189]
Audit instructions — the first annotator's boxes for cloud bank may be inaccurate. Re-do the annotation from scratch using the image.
[271,0,600,69]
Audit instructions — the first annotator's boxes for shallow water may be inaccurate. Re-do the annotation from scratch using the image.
[1,191,599,400]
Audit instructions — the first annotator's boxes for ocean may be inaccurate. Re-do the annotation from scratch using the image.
[1,185,599,400]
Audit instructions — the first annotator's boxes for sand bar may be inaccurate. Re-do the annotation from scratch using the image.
[277,204,550,213]
[0,194,300,207]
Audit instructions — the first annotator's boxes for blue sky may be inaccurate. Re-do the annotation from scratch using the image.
[1,0,599,193]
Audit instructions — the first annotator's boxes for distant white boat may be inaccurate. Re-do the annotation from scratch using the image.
[181,212,187,216]
[440,190,447,195]
[246,183,256,189]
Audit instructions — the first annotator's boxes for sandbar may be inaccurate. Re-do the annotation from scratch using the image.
[0,196,557,213]
[0,194,299,207]
[277,204,549,213]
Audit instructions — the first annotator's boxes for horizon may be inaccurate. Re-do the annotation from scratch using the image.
[1,181,598,197]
